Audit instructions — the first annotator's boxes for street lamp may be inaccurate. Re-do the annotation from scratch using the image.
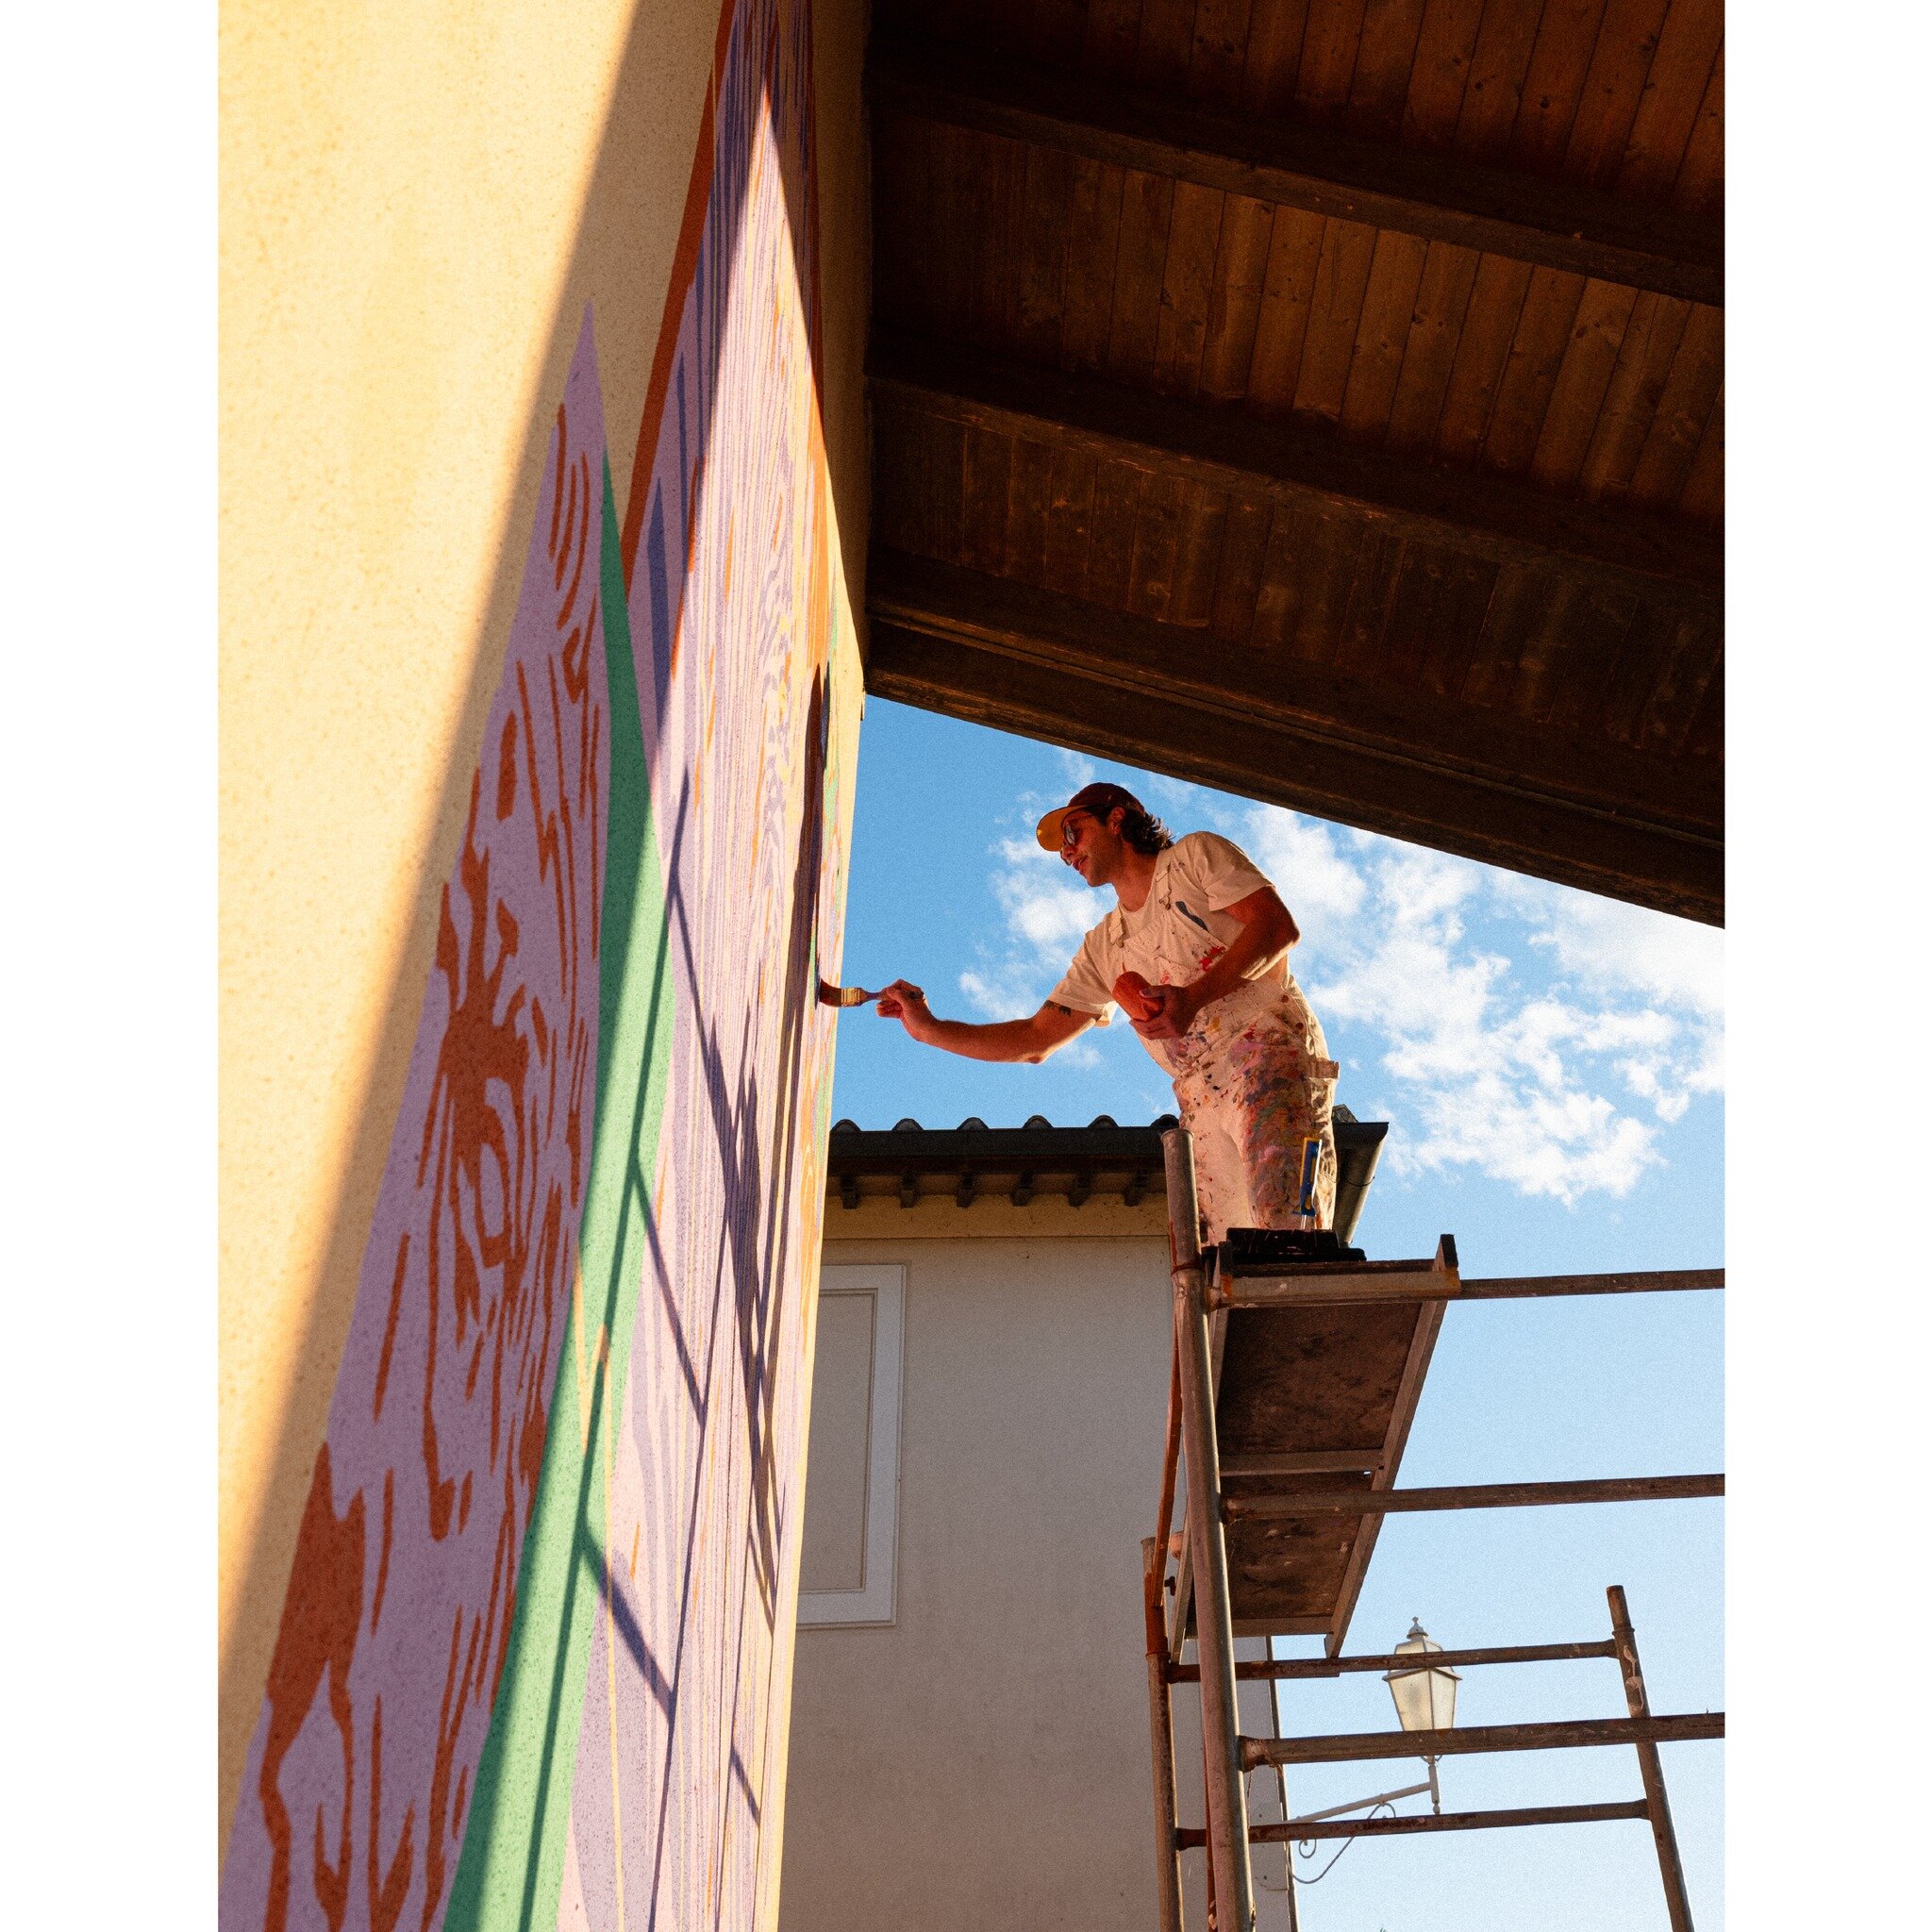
[1279,1618,1463,1841]
[1384,1618,1461,1813]
[1272,1618,1464,1921]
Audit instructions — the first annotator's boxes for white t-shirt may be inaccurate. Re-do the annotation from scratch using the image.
[1048,831,1289,1025]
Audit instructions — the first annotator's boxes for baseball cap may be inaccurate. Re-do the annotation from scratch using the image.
[1035,782,1149,853]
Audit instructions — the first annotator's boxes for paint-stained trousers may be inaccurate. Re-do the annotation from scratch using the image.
[1165,977,1340,1243]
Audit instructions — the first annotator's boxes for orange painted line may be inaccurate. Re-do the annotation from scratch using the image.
[620,0,745,587]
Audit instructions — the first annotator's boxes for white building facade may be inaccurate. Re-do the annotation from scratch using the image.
[776,1115,1382,1930]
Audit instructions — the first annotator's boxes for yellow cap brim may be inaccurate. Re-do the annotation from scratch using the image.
[1036,808,1069,853]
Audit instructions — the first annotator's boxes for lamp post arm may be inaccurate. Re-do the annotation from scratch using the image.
[1289,1778,1432,1825]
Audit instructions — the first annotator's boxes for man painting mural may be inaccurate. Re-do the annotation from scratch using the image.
[876,783,1341,1240]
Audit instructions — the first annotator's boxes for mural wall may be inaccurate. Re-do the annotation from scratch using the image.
[220,1,860,1924]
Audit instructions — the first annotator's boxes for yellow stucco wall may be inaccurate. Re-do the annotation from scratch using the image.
[219,0,869,1854]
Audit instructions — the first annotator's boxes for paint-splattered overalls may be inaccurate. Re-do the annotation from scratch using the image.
[1161,974,1339,1243]
[1051,833,1341,1244]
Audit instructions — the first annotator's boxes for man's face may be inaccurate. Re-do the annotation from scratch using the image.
[1059,807,1127,888]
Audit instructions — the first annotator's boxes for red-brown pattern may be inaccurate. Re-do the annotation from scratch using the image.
[225,321,612,1932]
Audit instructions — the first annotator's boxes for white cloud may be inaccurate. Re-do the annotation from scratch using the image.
[1239,808,1367,940]
[1380,844,1483,927]
[958,963,1045,1019]
[957,959,1108,1068]
[956,836,1108,1028]
[1055,747,1099,791]
[987,837,1096,965]
[1489,870,1725,1116]
[1494,874,1724,1016]
[1397,1071,1659,1199]
[1300,837,1720,1204]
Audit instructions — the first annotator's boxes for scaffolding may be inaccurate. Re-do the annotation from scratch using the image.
[1144,1127,1723,1932]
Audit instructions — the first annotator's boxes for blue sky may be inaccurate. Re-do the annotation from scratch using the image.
[829,698,1724,1929]
[831,698,1724,1277]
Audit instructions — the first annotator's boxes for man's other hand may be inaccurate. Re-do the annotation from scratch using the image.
[1130,982,1200,1041]
[875,978,932,1032]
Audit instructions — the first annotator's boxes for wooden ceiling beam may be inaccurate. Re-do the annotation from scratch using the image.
[870,31,1723,308]
[872,330,1723,605]
[866,548,1724,925]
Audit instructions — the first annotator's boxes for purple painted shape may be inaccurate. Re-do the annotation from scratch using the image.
[224,313,612,1932]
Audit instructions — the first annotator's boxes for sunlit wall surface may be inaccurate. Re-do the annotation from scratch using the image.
[219,1,866,1924]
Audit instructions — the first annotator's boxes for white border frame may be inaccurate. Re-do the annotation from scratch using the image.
[798,1264,906,1627]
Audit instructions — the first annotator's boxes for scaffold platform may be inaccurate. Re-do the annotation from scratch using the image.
[1143,1127,1723,1932]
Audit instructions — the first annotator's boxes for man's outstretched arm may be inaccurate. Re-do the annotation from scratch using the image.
[875,981,1095,1064]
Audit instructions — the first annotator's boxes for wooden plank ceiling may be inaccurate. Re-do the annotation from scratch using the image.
[862,0,1724,923]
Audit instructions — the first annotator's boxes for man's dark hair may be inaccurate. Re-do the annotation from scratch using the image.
[1112,804,1174,855]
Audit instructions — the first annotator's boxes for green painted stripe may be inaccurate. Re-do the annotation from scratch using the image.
[444,460,675,1932]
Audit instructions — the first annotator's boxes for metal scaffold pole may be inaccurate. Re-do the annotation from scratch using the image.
[1141,1538,1186,1932]
[1608,1587,1697,1932]
[1163,1126,1256,1932]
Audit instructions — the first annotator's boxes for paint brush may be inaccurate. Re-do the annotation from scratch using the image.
[817,980,922,1008]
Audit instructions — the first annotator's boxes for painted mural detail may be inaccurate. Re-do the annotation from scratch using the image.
[224,317,614,1932]
[558,1,852,1924]
[224,0,858,1925]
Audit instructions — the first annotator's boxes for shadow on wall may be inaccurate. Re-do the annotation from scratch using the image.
[219,13,683,1824]
[221,0,863,1924]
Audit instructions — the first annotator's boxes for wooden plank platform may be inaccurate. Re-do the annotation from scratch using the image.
[1174,1236,1457,1657]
